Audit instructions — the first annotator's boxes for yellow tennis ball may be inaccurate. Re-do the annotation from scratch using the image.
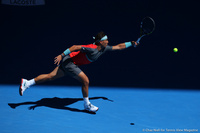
[173,48,178,52]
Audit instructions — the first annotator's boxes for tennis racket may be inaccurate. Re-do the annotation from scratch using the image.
[135,17,155,47]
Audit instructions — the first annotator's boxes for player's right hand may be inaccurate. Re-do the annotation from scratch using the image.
[132,41,139,47]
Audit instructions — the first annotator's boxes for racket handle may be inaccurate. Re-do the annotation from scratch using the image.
[136,37,141,44]
[134,37,141,47]
[135,35,145,47]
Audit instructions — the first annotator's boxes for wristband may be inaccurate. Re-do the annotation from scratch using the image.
[63,48,71,55]
[61,53,65,58]
[125,42,132,48]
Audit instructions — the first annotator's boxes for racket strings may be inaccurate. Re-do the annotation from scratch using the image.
[141,17,155,34]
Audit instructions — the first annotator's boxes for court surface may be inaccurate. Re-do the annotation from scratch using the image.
[0,85,199,133]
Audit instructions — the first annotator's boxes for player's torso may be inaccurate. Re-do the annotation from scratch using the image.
[69,44,109,66]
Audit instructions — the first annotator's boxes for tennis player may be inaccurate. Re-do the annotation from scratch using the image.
[19,31,138,113]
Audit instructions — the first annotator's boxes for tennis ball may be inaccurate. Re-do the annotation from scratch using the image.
[173,48,178,52]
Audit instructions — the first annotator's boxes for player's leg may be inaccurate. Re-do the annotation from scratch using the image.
[34,66,65,84]
[74,72,99,112]
[74,71,89,97]
[19,66,65,96]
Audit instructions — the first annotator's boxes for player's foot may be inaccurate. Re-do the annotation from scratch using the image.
[84,103,99,113]
[19,78,29,96]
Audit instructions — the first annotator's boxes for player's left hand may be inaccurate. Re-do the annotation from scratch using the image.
[54,55,62,65]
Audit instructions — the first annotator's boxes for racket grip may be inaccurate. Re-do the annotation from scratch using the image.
[136,38,141,44]
[134,38,141,47]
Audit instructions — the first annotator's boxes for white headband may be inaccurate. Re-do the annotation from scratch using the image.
[100,35,108,41]
[93,35,108,43]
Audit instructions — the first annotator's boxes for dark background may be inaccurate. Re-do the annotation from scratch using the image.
[0,0,199,89]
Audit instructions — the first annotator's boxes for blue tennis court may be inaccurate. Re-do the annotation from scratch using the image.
[1,85,199,133]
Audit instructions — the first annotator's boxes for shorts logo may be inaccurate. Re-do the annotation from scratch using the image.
[1,0,45,6]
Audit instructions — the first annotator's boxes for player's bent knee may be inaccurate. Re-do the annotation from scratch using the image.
[83,79,89,86]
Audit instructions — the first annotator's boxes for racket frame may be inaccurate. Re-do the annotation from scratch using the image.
[135,17,155,46]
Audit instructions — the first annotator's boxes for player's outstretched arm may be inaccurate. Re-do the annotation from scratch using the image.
[54,45,82,65]
[112,41,138,51]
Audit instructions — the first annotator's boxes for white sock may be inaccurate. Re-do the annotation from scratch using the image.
[28,79,36,87]
[83,97,90,105]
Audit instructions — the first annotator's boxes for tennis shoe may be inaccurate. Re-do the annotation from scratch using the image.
[84,103,99,113]
[19,78,29,96]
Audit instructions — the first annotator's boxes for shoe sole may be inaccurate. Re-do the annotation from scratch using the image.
[19,78,23,96]
[85,107,99,113]
[96,107,99,112]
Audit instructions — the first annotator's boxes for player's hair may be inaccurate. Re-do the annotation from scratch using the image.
[94,31,106,45]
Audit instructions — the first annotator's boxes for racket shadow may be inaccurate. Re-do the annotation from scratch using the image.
[8,97,113,114]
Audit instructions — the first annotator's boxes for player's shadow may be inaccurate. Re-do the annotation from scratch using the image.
[8,97,113,114]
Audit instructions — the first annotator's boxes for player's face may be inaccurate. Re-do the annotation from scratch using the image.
[100,39,109,47]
